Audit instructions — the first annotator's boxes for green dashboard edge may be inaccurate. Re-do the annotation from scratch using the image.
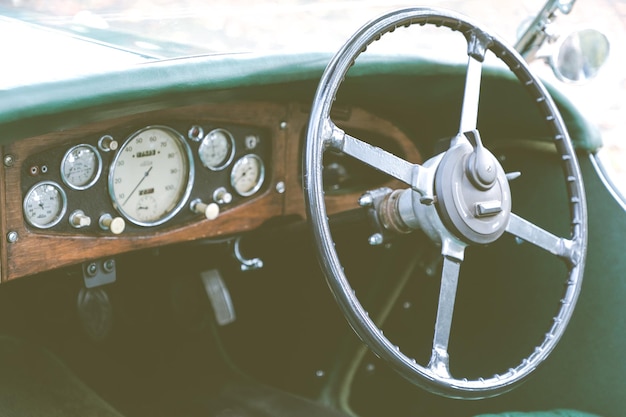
[0,52,602,152]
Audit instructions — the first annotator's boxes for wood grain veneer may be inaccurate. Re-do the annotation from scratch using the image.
[0,101,420,281]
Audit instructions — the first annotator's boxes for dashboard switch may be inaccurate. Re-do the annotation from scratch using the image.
[99,214,125,235]
[191,199,219,220]
[69,210,92,229]
[98,135,118,152]
[213,187,233,205]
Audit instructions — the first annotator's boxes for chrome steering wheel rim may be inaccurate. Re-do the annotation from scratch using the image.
[304,7,587,399]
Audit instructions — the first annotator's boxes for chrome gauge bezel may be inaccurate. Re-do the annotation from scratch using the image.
[198,128,236,171]
[60,144,102,190]
[108,125,195,227]
[230,154,265,197]
[23,181,68,229]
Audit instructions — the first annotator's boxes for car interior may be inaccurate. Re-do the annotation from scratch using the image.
[0,4,624,417]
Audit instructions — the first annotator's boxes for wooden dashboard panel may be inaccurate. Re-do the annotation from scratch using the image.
[0,101,421,282]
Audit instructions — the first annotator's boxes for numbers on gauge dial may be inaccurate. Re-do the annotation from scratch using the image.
[230,154,265,197]
[109,126,194,227]
[23,181,67,229]
[198,128,235,170]
[61,144,102,190]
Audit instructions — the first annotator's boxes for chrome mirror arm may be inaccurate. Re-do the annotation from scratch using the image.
[515,0,576,61]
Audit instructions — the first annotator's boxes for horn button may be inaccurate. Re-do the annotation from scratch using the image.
[434,142,511,245]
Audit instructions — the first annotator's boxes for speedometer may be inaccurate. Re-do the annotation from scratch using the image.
[108,126,194,227]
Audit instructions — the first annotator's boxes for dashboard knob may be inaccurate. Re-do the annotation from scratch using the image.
[191,199,219,220]
[98,135,118,152]
[99,214,125,235]
[213,187,233,205]
[69,210,91,228]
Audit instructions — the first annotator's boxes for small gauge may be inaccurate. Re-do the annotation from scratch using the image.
[61,144,102,190]
[23,181,67,229]
[230,154,265,197]
[245,134,259,150]
[135,195,158,221]
[198,128,235,170]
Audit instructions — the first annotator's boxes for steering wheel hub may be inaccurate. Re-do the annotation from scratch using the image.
[435,142,511,245]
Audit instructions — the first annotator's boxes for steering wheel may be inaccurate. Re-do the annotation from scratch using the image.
[304,8,587,399]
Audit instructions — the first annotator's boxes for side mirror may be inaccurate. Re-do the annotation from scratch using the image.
[549,28,610,83]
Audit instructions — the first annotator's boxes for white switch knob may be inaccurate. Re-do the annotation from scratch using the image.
[69,210,91,229]
[191,199,219,220]
[99,214,125,235]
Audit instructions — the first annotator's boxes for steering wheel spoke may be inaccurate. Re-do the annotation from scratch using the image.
[323,118,430,194]
[506,213,581,265]
[429,241,465,378]
[458,28,492,135]
[458,56,483,135]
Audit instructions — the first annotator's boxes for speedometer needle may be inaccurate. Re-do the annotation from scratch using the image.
[122,166,153,206]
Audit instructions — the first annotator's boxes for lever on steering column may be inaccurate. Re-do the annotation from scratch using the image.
[464,130,497,191]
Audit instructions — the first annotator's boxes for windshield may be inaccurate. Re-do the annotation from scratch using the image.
[0,1,555,56]
[2,0,625,197]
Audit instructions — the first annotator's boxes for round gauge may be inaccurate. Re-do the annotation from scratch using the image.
[245,134,259,150]
[61,144,102,190]
[230,154,265,197]
[198,128,235,170]
[23,181,67,229]
[108,126,194,227]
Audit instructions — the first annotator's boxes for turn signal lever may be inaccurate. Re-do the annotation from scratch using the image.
[464,130,497,191]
